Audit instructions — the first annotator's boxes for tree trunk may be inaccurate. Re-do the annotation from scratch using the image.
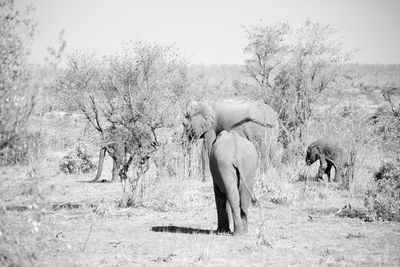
[93,148,106,182]
[201,138,210,182]
[111,159,119,182]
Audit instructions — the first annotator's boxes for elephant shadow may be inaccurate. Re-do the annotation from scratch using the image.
[151,226,214,235]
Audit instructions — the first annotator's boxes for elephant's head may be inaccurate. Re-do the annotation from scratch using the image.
[182,104,215,142]
[305,145,319,165]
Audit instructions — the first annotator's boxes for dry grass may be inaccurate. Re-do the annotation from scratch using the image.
[2,64,400,266]
[3,164,400,266]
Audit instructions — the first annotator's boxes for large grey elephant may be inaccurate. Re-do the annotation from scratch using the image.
[210,130,258,235]
[183,101,279,179]
[305,139,347,182]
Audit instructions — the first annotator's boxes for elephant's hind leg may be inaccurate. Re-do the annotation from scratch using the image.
[226,186,245,235]
[239,186,251,233]
[213,184,230,234]
[333,165,342,183]
[325,163,333,182]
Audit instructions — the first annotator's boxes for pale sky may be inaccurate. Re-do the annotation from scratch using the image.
[27,0,400,65]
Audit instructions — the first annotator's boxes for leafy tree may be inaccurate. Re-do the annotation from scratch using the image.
[0,0,36,153]
[243,20,352,146]
[373,87,400,160]
[57,41,190,205]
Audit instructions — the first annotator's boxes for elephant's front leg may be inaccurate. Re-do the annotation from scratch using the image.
[226,202,233,233]
[213,184,230,233]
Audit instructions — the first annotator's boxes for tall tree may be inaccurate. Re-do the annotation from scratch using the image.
[57,41,190,205]
[244,20,352,146]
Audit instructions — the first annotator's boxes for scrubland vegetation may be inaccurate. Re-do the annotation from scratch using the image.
[1,1,399,266]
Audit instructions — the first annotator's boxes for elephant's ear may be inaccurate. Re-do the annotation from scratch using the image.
[186,105,215,139]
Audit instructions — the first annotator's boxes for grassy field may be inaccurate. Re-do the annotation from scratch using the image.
[2,163,400,266]
[1,64,400,266]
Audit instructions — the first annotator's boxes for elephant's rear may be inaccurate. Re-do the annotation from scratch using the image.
[210,131,236,165]
[209,131,236,191]
[236,137,258,179]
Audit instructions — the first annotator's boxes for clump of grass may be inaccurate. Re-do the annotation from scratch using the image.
[143,179,191,212]
[296,181,329,203]
[59,144,96,174]
[0,213,36,267]
[255,220,273,250]
[373,161,400,181]
[254,168,296,206]
[335,204,371,221]
[0,166,50,267]
[364,160,400,221]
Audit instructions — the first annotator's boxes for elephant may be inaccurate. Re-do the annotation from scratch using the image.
[183,101,279,179]
[305,138,347,182]
[209,130,258,235]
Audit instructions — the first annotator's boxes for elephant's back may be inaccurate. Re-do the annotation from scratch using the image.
[212,101,278,133]
[213,102,253,130]
[312,138,346,162]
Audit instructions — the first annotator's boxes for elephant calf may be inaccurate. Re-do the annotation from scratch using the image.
[305,139,347,182]
[209,130,258,235]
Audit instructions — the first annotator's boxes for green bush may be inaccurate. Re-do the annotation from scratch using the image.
[364,161,400,221]
[59,145,96,174]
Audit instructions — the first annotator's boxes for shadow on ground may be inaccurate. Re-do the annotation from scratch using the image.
[151,225,214,235]
[77,179,112,183]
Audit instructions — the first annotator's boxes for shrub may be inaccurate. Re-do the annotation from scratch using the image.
[59,145,96,174]
[373,161,400,181]
[0,131,45,165]
[280,140,304,165]
[364,161,400,221]
[254,170,296,206]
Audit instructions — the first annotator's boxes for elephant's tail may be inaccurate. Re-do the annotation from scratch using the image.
[234,165,258,206]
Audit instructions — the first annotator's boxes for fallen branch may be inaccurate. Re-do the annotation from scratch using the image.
[82,224,93,252]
